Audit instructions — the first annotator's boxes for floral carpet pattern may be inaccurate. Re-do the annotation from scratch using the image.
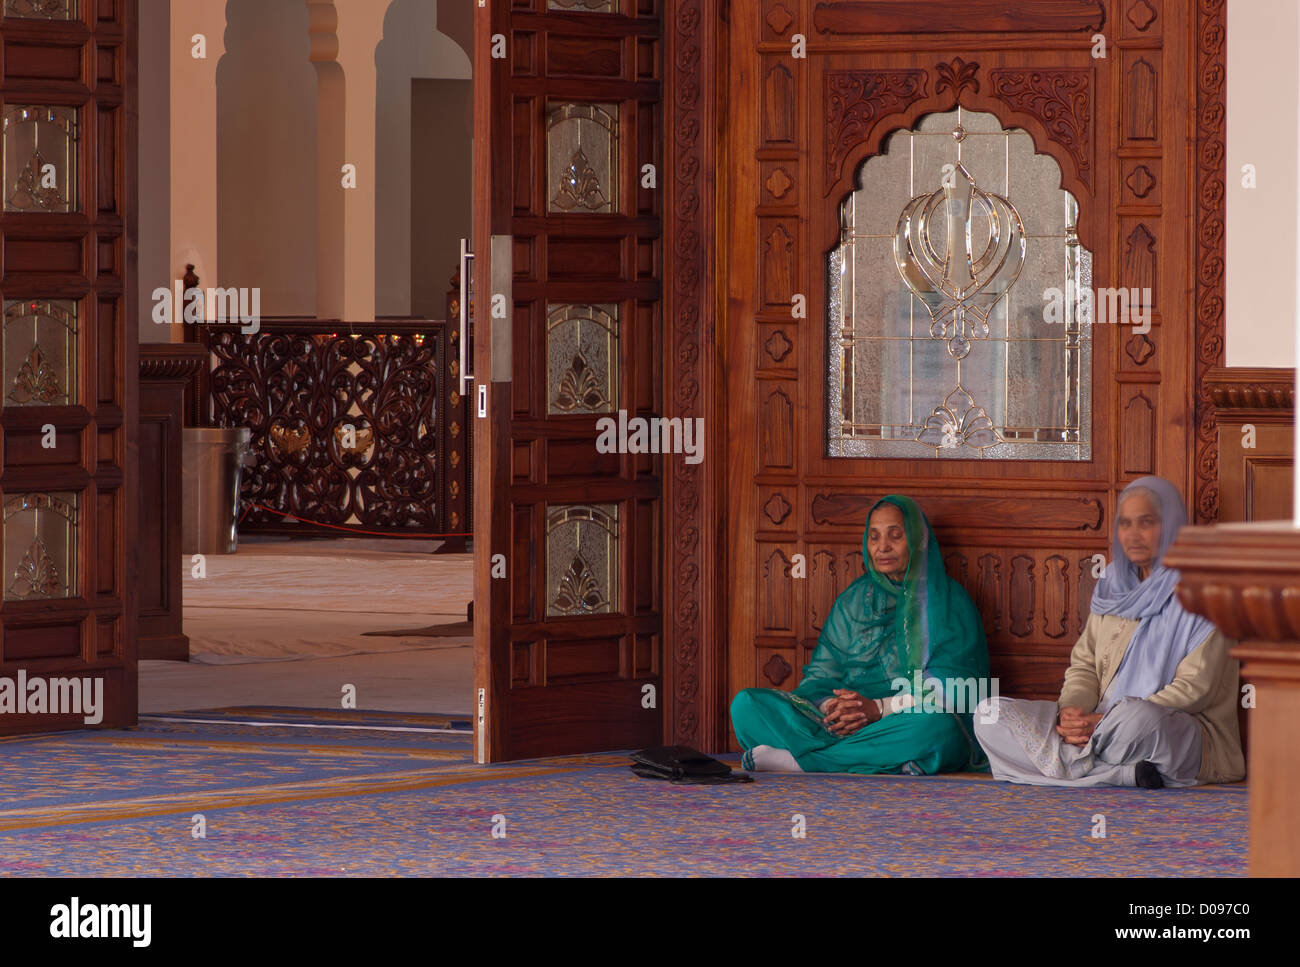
[0,708,1247,876]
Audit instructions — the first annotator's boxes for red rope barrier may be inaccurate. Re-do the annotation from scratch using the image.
[238,501,471,540]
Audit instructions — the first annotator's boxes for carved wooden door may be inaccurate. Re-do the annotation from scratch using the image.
[723,0,1215,735]
[471,0,664,761]
[0,0,138,734]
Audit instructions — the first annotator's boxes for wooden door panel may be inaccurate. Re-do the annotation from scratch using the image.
[473,0,664,761]
[725,0,1206,739]
[0,0,137,736]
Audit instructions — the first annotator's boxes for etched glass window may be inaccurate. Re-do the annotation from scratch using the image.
[546,504,619,617]
[3,299,78,406]
[3,105,78,213]
[3,491,77,601]
[547,102,618,214]
[827,108,1091,460]
[4,0,79,19]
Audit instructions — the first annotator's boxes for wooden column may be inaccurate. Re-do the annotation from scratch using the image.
[1206,367,1295,522]
[1165,526,1300,877]
[138,344,208,660]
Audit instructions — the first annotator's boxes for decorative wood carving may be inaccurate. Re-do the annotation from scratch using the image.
[1077,557,1099,635]
[1206,367,1296,413]
[763,652,794,686]
[761,388,795,469]
[765,2,794,37]
[935,57,980,99]
[1125,333,1155,367]
[1167,528,1300,644]
[1009,555,1036,638]
[204,324,449,534]
[1127,58,1158,140]
[761,548,793,632]
[1122,391,1156,476]
[763,491,793,525]
[977,553,1002,638]
[764,328,793,363]
[810,492,1104,531]
[1126,163,1156,198]
[761,221,796,305]
[1043,555,1069,639]
[1123,223,1157,294]
[665,0,713,748]
[809,549,838,632]
[988,68,1093,188]
[823,69,927,195]
[1127,0,1158,32]
[1194,0,1227,523]
[764,166,794,200]
[812,0,1106,35]
[763,62,795,144]
[944,550,968,586]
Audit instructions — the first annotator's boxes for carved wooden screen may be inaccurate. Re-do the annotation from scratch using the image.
[723,0,1213,732]
[0,0,138,734]
[473,0,664,760]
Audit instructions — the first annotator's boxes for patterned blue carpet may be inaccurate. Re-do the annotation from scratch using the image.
[0,708,1247,876]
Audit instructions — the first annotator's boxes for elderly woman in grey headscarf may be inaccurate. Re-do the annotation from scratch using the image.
[973,476,1245,788]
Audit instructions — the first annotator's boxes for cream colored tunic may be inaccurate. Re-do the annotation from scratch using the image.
[1058,612,1245,784]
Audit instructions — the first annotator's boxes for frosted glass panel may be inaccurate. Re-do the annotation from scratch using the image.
[3,299,78,406]
[546,504,619,617]
[547,102,618,214]
[547,303,619,415]
[3,105,78,213]
[4,0,78,19]
[828,108,1091,460]
[3,492,77,601]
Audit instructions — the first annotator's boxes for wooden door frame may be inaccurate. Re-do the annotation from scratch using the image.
[659,0,1228,754]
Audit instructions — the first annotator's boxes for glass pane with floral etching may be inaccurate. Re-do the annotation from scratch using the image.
[547,102,618,214]
[3,105,78,213]
[3,299,78,407]
[546,503,619,617]
[3,492,78,601]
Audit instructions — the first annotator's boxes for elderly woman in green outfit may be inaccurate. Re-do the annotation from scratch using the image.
[731,495,990,774]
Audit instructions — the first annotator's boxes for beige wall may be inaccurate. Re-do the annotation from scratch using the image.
[217,0,318,315]
[138,0,170,343]
[376,0,472,318]
[140,0,475,331]
[1227,0,1299,368]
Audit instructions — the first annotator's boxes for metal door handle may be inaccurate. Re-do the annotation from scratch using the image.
[459,237,475,398]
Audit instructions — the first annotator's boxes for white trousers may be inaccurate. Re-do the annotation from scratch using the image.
[973,695,1202,787]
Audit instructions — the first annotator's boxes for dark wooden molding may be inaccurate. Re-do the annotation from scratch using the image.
[1194,0,1228,523]
[812,0,1106,35]
[1166,522,1300,875]
[1206,366,1296,415]
[810,491,1105,532]
[664,0,723,751]
[138,344,202,661]
[1166,525,1300,641]
[139,342,206,381]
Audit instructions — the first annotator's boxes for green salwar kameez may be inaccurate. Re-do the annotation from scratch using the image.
[730,495,990,775]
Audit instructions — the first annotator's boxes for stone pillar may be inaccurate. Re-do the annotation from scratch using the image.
[307,0,385,321]
[169,0,228,323]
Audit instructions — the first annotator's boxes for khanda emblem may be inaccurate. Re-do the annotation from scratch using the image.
[894,156,1026,359]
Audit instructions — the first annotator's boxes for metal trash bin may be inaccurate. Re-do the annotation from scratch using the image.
[182,427,253,555]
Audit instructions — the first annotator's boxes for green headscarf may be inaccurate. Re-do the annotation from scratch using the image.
[794,494,990,767]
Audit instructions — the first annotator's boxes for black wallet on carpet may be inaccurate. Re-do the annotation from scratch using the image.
[629,744,754,784]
